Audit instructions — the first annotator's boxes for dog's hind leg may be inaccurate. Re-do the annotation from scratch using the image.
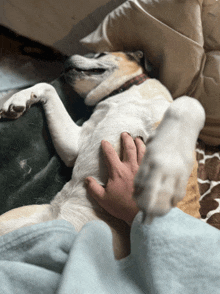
[134,96,205,222]
[0,204,54,236]
[1,83,81,167]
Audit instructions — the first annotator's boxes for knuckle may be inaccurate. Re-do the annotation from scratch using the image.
[131,164,139,175]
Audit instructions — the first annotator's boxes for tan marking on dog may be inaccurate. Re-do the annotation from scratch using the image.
[0,204,50,222]
[85,52,144,105]
[153,121,161,130]
[112,52,142,75]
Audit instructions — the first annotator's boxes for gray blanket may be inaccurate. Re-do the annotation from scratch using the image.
[0,208,219,294]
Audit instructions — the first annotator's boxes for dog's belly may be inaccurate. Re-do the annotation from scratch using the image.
[77,97,154,179]
[56,94,170,209]
[77,93,170,176]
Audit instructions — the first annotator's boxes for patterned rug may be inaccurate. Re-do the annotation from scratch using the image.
[196,140,220,230]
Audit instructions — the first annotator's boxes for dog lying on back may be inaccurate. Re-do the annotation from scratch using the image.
[0,51,205,259]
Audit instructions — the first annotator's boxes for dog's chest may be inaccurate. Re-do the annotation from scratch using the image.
[82,95,151,142]
[71,90,169,185]
[81,89,169,145]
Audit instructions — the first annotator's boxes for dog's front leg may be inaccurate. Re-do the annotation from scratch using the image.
[1,83,81,166]
[134,96,205,222]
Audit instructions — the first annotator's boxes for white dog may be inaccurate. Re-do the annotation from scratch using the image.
[0,51,205,259]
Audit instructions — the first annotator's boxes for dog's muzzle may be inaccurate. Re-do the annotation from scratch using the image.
[64,58,106,76]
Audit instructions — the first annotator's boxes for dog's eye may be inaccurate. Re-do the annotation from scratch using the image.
[96,53,106,59]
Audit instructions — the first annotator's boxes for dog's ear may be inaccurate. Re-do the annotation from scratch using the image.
[135,51,158,78]
[127,51,144,64]
[126,51,158,78]
[133,50,144,60]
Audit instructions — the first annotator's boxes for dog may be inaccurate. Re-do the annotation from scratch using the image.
[0,51,205,259]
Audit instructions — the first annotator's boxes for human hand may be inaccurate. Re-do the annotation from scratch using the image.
[85,132,146,226]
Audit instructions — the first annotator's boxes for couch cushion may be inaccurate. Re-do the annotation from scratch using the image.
[81,0,220,146]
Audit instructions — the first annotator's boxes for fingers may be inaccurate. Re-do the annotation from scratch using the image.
[101,133,146,179]
[121,132,137,164]
[134,137,146,165]
[101,140,121,178]
[121,133,146,168]
[85,177,105,202]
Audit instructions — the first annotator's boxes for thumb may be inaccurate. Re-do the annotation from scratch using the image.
[85,177,105,202]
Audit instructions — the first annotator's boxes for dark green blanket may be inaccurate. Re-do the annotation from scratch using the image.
[0,76,93,214]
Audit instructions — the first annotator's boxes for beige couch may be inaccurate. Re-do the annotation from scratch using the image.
[0,0,125,55]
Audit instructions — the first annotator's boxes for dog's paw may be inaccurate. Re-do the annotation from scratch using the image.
[134,142,193,222]
[0,90,39,119]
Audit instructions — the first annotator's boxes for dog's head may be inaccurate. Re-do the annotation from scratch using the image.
[64,51,146,106]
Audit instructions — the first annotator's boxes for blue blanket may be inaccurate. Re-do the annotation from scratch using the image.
[0,208,219,294]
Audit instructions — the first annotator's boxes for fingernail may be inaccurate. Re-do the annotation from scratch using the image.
[137,136,144,142]
[102,140,108,143]
[101,140,109,148]
[121,132,130,137]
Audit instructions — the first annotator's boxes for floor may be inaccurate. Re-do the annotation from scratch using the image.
[0,25,66,106]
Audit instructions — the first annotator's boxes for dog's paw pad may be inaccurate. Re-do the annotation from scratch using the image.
[12,105,26,113]
[0,104,26,119]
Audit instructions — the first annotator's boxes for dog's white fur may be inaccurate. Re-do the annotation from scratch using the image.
[0,52,205,259]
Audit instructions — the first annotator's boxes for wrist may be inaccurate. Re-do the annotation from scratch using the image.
[124,208,139,226]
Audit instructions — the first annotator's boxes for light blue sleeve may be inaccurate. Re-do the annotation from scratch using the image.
[130,208,220,294]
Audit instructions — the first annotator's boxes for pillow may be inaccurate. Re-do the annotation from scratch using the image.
[81,0,220,147]
[81,0,204,99]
